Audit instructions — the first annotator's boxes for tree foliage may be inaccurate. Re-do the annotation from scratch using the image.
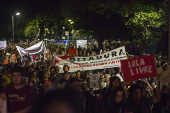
[24,19,40,38]
[23,0,168,54]
[125,4,166,39]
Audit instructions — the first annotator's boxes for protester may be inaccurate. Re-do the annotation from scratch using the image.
[99,75,106,89]
[126,84,151,113]
[66,78,96,113]
[42,71,52,91]
[29,89,82,113]
[71,72,76,79]
[104,76,122,96]
[112,67,124,82]
[104,87,126,113]
[4,66,35,113]
[29,71,39,87]
[49,66,59,82]
[76,71,83,81]
[0,89,7,113]
[0,39,169,113]
[63,65,70,74]
[68,44,77,57]
[1,66,11,89]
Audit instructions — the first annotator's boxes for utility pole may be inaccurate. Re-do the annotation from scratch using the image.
[12,16,15,43]
[11,12,21,43]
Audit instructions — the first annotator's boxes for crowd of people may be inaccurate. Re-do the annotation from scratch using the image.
[2,39,144,58]
[0,39,170,113]
[46,40,144,57]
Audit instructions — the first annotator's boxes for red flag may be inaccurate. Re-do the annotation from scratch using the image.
[55,56,71,64]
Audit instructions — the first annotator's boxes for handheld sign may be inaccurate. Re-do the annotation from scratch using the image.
[121,54,157,82]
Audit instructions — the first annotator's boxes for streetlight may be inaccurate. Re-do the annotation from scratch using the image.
[68,19,72,22]
[12,12,21,43]
[16,12,21,16]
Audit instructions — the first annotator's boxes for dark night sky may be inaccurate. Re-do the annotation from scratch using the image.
[0,0,164,40]
[0,0,132,40]
[0,0,61,24]
[0,0,61,38]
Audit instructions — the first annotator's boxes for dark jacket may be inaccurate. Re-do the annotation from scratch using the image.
[126,98,151,113]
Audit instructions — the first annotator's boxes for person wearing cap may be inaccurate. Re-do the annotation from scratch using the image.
[3,66,35,113]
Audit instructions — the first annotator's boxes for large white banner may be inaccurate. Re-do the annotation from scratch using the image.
[16,41,46,57]
[0,41,7,50]
[56,46,127,72]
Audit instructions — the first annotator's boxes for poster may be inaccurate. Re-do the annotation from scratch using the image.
[0,41,7,50]
[76,40,87,48]
[121,54,157,82]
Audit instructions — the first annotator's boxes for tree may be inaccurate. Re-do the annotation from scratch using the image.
[24,19,40,39]
[60,0,131,41]
[24,16,61,39]
[23,0,168,55]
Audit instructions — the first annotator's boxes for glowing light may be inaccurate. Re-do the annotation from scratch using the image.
[68,19,74,24]
[68,19,72,22]
[16,12,21,16]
